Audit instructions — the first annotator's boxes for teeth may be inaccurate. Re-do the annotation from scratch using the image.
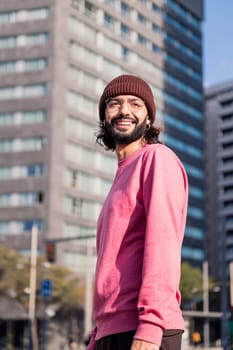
[115,120,133,125]
[117,122,131,125]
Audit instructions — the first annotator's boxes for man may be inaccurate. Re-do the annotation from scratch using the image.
[87,75,188,350]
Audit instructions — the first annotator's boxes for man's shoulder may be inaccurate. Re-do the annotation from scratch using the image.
[142,143,185,170]
[142,143,174,158]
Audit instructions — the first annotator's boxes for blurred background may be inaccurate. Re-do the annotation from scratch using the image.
[0,0,233,349]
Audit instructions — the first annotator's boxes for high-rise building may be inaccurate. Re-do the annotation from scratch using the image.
[205,80,233,278]
[0,0,204,271]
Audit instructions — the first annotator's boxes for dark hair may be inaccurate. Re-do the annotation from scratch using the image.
[96,122,162,151]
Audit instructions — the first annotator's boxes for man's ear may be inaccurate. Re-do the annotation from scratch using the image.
[145,117,151,131]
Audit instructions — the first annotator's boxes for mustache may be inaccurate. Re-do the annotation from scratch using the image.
[111,115,138,124]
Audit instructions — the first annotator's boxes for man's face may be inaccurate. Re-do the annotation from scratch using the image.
[104,95,150,145]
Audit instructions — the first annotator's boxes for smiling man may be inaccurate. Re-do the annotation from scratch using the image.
[86,75,189,350]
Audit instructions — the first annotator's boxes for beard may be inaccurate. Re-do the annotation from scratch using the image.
[104,116,148,145]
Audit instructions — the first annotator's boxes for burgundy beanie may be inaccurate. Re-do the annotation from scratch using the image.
[99,74,156,124]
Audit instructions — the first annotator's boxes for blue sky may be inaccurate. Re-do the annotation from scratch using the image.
[203,0,233,87]
[203,0,233,86]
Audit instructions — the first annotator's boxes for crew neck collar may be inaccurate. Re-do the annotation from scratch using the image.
[118,144,148,167]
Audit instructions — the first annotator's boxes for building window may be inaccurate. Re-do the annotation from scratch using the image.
[0,33,49,49]
[23,83,47,97]
[121,2,131,17]
[152,3,159,12]
[122,46,130,61]
[152,44,161,54]
[0,164,44,179]
[0,84,48,100]
[0,11,17,23]
[222,142,233,150]
[27,164,44,177]
[24,33,49,46]
[27,8,50,20]
[0,110,46,126]
[63,251,96,273]
[69,41,97,66]
[223,170,233,179]
[104,13,115,30]
[64,196,101,220]
[189,186,204,199]
[221,113,233,121]
[185,226,204,240]
[65,143,96,168]
[166,135,203,159]
[0,113,14,126]
[63,222,95,238]
[102,58,122,76]
[165,13,201,45]
[69,16,96,43]
[0,139,13,152]
[0,61,16,74]
[182,246,204,261]
[188,206,204,219]
[0,8,49,23]
[21,110,47,124]
[68,66,97,89]
[138,34,147,46]
[152,86,202,120]
[220,99,233,107]
[222,127,233,136]
[223,156,233,165]
[21,137,46,151]
[24,58,48,71]
[66,115,95,142]
[102,35,121,56]
[161,112,202,139]
[120,24,131,39]
[165,0,201,30]
[165,33,201,63]
[0,86,16,99]
[65,168,112,196]
[70,0,82,9]
[65,142,116,175]
[21,192,44,206]
[0,192,43,207]
[84,1,97,16]
[138,13,147,25]
[104,0,115,6]
[66,90,96,115]
[0,58,47,74]
[0,194,11,207]
[0,137,46,153]
[183,162,204,180]
[0,219,44,235]
[0,36,17,48]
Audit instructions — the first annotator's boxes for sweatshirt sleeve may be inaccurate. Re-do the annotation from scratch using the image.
[134,145,188,346]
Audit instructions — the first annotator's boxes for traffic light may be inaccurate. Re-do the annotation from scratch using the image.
[46,242,56,263]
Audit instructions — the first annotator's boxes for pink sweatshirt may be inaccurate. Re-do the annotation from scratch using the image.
[88,144,188,349]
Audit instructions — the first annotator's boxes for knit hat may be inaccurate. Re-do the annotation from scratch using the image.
[99,74,156,123]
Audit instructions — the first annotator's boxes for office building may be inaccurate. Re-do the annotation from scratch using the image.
[0,0,204,271]
[205,80,233,278]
